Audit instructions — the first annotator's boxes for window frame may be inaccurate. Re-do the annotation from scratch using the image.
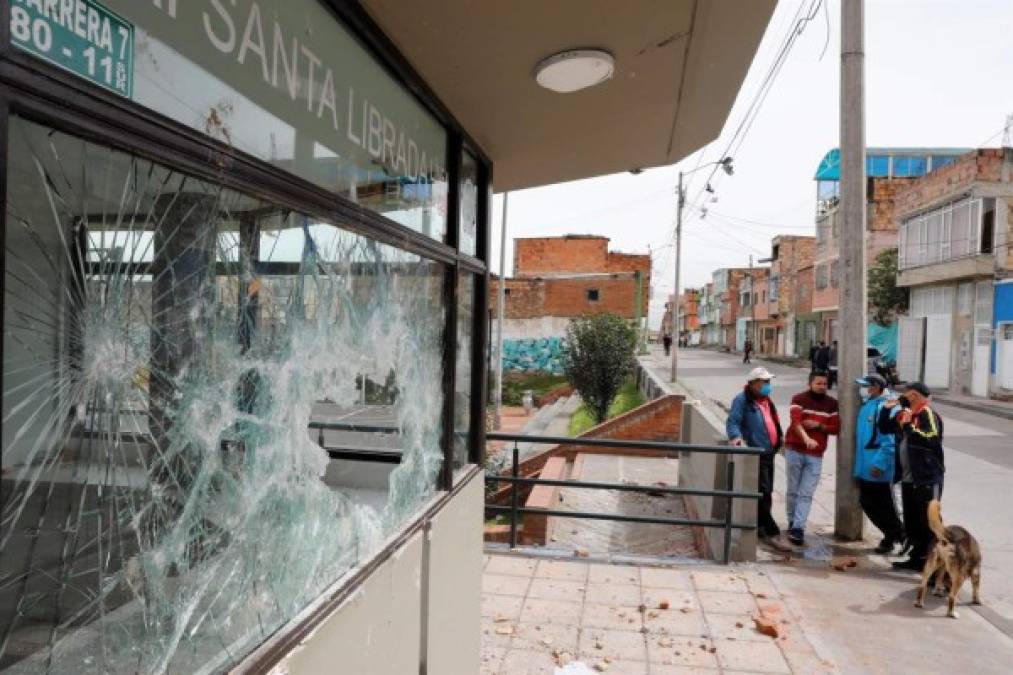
[0,2,494,670]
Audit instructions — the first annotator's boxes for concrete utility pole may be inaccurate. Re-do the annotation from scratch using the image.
[836,0,865,540]
[494,193,509,430]
[670,171,684,383]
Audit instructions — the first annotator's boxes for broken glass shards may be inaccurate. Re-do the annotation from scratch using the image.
[1,116,445,673]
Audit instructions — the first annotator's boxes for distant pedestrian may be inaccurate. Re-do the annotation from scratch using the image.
[808,343,819,370]
[814,341,830,372]
[743,338,754,364]
[878,382,945,571]
[726,367,783,540]
[783,370,839,545]
[662,333,673,356]
[853,375,906,554]
[828,341,839,389]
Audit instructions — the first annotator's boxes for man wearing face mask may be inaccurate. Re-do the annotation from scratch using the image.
[727,367,783,540]
[878,382,945,571]
[853,375,906,554]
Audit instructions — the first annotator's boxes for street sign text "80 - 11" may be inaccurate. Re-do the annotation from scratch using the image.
[10,0,133,98]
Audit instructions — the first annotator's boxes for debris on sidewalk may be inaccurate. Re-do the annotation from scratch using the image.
[753,614,780,638]
[831,556,858,571]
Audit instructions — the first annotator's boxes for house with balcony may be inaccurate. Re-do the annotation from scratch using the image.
[765,235,816,356]
[894,148,1013,397]
[811,148,971,344]
[697,282,719,346]
[736,267,772,352]
[714,267,752,351]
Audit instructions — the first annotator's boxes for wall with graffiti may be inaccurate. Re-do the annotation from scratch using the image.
[502,337,565,374]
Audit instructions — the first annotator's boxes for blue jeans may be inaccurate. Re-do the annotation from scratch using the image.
[785,448,823,531]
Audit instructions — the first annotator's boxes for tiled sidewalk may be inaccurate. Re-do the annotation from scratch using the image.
[481,554,831,675]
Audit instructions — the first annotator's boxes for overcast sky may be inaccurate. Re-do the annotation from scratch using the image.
[489,0,1013,329]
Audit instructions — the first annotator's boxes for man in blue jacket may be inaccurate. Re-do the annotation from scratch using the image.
[853,375,905,554]
[727,367,783,538]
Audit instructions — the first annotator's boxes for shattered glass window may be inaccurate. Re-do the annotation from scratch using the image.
[453,274,476,472]
[1,116,446,673]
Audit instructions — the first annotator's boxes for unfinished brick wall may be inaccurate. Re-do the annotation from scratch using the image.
[489,275,642,319]
[770,235,816,319]
[495,236,652,321]
[894,149,1006,215]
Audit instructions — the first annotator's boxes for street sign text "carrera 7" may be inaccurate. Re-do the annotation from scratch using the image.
[10,0,133,98]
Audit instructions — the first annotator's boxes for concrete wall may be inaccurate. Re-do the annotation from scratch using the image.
[260,471,483,675]
[635,363,758,562]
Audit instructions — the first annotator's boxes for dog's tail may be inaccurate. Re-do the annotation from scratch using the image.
[927,499,947,542]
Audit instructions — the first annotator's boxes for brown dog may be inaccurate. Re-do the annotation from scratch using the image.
[914,500,982,618]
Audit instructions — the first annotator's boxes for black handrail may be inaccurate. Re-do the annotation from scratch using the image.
[484,434,762,564]
[486,432,765,455]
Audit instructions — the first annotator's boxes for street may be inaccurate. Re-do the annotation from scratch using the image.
[662,346,1013,633]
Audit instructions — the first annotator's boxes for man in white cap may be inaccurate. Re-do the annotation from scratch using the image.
[726,366,783,539]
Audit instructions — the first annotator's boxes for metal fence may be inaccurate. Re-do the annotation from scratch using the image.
[485,433,764,564]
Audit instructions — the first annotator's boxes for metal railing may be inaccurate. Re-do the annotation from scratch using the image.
[485,433,763,564]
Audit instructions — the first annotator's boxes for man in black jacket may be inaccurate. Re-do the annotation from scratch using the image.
[878,382,944,571]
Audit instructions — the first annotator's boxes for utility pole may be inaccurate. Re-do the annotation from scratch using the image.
[670,171,684,383]
[493,193,509,430]
[836,0,865,540]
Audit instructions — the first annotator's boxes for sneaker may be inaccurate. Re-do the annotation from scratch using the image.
[787,528,805,546]
[874,538,895,554]
[891,557,925,572]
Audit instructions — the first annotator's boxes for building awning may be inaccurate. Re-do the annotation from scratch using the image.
[361,0,775,191]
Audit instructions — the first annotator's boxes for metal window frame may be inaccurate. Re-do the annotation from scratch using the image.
[0,0,495,669]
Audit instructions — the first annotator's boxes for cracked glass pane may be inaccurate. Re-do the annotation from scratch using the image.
[1,116,445,673]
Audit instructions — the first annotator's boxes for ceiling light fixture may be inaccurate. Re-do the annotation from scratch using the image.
[534,49,615,93]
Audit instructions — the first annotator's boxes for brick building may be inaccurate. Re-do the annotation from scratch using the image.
[677,289,701,345]
[764,235,816,357]
[811,147,971,344]
[490,236,651,371]
[893,148,1013,397]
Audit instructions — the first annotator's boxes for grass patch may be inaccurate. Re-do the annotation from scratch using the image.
[499,371,568,406]
[567,380,645,437]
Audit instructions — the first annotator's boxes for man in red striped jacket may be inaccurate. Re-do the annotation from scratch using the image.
[784,370,840,546]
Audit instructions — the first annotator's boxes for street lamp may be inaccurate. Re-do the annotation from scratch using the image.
[670,157,733,383]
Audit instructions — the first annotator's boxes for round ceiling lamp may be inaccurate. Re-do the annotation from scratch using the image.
[534,49,615,93]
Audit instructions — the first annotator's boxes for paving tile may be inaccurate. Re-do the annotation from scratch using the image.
[647,636,720,670]
[479,645,505,675]
[695,590,759,615]
[536,559,589,581]
[519,597,583,626]
[499,648,559,674]
[486,555,538,577]
[581,658,649,674]
[585,582,642,607]
[483,573,532,597]
[703,612,770,643]
[737,570,780,598]
[639,566,694,590]
[691,570,750,593]
[507,621,579,653]
[482,618,518,648]
[589,563,640,585]
[482,593,525,620]
[643,607,708,637]
[641,587,699,612]
[579,628,648,662]
[528,577,586,602]
[715,638,791,673]
[581,602,644,631]
[650,665,721,674]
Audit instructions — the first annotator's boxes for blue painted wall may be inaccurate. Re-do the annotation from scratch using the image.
[502,338,565,374]
[993,282,1013,374]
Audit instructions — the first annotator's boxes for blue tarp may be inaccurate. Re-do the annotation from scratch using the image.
[868,322,897,363]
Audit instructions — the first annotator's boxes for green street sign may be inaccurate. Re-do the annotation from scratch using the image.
[10,0,133,98]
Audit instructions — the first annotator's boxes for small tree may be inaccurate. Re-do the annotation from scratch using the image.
[868,248,909,325]
[562,313,637,424]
